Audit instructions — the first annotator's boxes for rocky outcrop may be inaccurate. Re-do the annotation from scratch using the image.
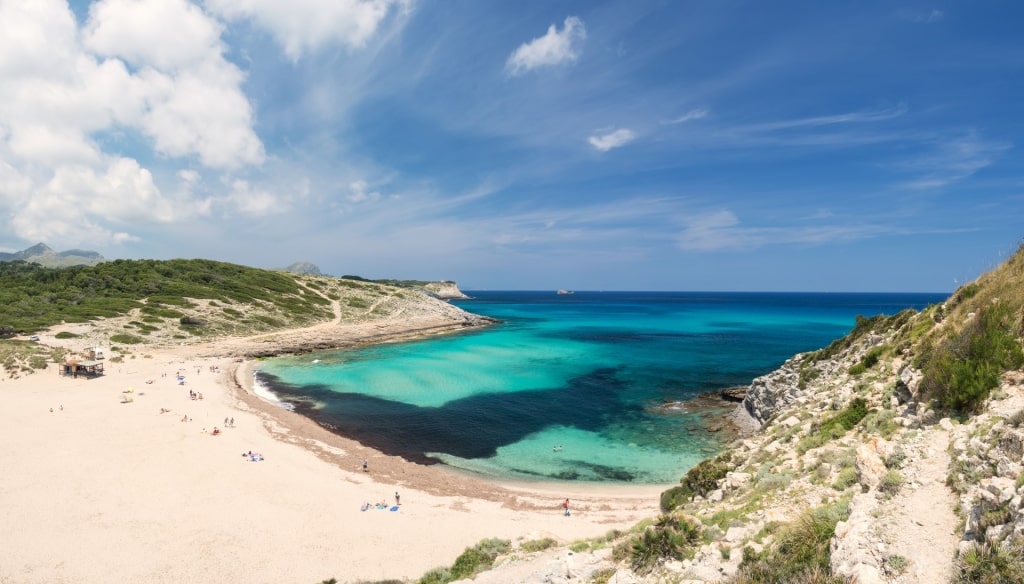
[742,355,804,425]
[422,281,470,299]
[282,261,322,276]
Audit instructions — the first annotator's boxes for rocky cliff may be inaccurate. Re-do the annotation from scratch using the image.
[422,280,470,299]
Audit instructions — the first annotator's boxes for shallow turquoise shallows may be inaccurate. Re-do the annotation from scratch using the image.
[257,291,945,484]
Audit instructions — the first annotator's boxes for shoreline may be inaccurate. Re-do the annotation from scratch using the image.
[1,312,672,583]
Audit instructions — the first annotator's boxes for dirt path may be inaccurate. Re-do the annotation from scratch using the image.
[884,426,959,583]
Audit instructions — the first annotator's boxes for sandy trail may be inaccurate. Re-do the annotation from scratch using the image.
[883,426,959,583]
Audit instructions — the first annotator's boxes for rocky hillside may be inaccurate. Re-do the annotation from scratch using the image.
[0,242,104,267]
[434,244,1024,584]
[0,260,493,375]
[422,280,470,299]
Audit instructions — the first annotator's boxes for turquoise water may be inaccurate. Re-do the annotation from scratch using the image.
[256,291,945,483]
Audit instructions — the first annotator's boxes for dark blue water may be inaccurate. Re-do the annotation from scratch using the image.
[256,291,945,483]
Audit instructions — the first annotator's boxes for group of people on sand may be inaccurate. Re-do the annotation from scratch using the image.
[223,417,235,427]
[360,492,401,511]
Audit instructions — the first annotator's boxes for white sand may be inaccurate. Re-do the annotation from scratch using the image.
[0,343,663,583]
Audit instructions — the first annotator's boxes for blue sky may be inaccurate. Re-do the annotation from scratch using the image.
[1,0,1021,292]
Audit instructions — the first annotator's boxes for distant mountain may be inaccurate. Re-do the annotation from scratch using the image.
[281,261,322,276]
[0,243,105,268]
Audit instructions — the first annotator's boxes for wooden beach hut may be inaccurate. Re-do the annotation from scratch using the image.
[61,358,105,378]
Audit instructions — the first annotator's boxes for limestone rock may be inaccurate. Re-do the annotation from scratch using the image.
[743,356,803,424]
[855,438,891,491]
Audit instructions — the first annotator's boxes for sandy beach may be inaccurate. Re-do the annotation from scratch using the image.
[0,316,665,584]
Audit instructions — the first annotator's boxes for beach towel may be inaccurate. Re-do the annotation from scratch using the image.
[390,506,399,512]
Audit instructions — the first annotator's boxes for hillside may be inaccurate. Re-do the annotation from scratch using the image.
[0,243,105,267]
[0,259,490,377]
[424,244,1024,584]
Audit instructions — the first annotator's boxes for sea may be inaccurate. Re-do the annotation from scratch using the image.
[254,291,947,484]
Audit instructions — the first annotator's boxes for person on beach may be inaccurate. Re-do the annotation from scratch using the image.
[562,498,571,516]
[395,491,401,505]
[362,459,368,472]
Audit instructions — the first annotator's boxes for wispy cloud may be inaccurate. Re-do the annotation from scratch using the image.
[661,108,709,125]
[506,16,586,75]
[588,128,636,152]
[897,9,945,24]
[897,132,1011,190]
[745,104,908,133]
[676,210,886,252]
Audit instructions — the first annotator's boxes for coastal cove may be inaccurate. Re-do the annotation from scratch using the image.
[255,291,946,484]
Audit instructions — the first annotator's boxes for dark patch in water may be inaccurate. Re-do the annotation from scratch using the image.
[259,367,642,466]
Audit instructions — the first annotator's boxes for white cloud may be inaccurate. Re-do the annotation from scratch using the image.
[7,156,167,245]
[506,16,586,75]
[588,128,636,152]
[84,0,225,71]
[204,0,407,61]
[662,108,709,125]
[0,0,267,248]
[347,179,381,203]
[223,179,288,216]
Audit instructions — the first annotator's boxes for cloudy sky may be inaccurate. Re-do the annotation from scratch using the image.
[1,0,1021,291]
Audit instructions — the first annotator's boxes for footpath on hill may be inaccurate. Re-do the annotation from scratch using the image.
[879,426,959,583]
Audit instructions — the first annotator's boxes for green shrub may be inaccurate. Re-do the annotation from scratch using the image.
[884,554,908,576]
[448,538,510,581]
[520,538,556,553]
[918,303,1024,414]
[832,468,858,491]
[799,399,870,454]
[879,470,904,495]
[416,567,451,584]
[885,447,907,469]
[55,331,79,339]
[955,537,1024,584]
[29,356,48,369]
[660,485,688,513]
[862,409,899,439]
[734,501,850,583]
[677,454,732,500]
[630,515,701,575]
[109,334,143,345]
[848,363,867,376]
[590,567,617,584]
[861,345,887,369]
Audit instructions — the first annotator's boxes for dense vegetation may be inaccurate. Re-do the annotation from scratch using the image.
[0,259,332,334]
[917,302,1024,414]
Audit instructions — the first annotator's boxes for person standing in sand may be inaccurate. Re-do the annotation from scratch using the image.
[562,498,570,516]
[395,491,400,506]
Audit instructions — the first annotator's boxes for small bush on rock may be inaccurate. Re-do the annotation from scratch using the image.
[955,537,1024,584]
[630,515,702,575]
